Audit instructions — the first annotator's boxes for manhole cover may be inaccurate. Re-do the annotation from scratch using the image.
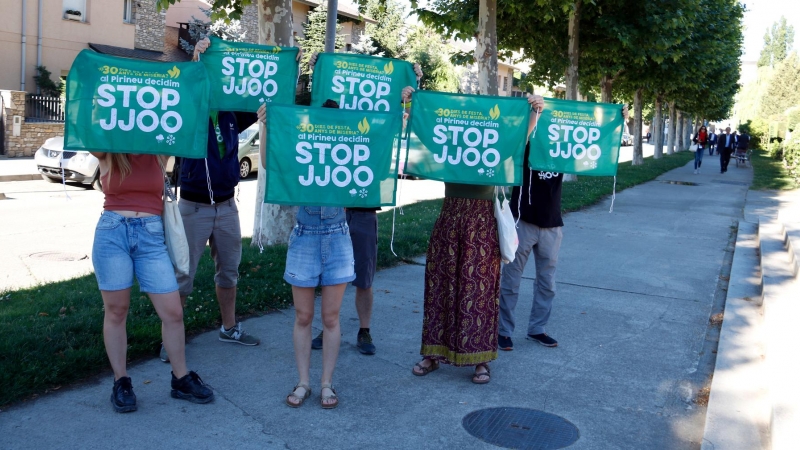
[463,407,579,449]
[711,180,749,186]
[660,180,699,186]
[28,252,88,262]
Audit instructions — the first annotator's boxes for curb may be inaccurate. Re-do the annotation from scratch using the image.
[0,174,41,182]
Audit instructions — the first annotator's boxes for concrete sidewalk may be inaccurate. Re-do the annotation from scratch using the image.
[0,154,751,449]
[0,156,39,182]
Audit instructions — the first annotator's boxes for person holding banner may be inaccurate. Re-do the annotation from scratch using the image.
[307,52,422,356]
[498,102,628,351]
[259,99,354,409]
[409,94,544,384]
[90,152,214,412]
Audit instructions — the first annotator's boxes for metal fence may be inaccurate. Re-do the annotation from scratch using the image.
[25,95,65,123]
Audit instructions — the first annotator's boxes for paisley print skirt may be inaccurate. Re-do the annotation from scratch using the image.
[420,197,500,366]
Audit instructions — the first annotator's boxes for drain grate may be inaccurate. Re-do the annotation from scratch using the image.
[28,252,88,262]
[462,407,579,449]
[711,179,749,186]
[660,180,699,186]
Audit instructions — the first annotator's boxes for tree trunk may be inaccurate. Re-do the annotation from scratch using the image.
[676,110,684,152]
[632,88,644,165]
[476,0,498,95]
[667,101,676,155]
[253,0,296,246]
[653,95,663,159]
[686,116,693,149]
[600,74,613,103]
[565,1,581,101]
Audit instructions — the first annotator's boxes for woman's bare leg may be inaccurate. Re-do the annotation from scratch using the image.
[101,289,132,380]
[149,291,187,378]
[320,283,345,406]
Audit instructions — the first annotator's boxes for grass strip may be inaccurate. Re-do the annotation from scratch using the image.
[0,150,693,407]
[750,147,798,191]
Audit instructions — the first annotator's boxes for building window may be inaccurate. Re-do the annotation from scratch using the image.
[123,0,134,23]
[63,0,87,21]
[502,76,508,92]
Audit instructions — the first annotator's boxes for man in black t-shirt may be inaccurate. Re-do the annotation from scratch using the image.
[498,102,627,350]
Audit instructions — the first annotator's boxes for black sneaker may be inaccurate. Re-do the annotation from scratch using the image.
[528,333,558,347]
[311,331,323,350]
[498,335,514,351]
[171,371,214,404]
[110,376,137,413]
[357,329,376,355]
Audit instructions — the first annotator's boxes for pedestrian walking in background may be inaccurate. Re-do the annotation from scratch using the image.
[693,125,709,174]
[717,127,736,173]
[410,95,544,384]
[90,152,214,413]
[260,100,353,409]
[708,129,717,155]
[735,130,751,164]
[646,131,652,143]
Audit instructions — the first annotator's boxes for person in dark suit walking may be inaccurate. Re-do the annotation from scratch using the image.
[718,127,736,173]
[735,131,751,164]
[708,130,717,155]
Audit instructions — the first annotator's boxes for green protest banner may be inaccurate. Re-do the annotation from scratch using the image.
[264,104,403,207]
[201,36,299,112]
[405,91,530,186]
[64,49,209,158]
[529,97,624,176]
[310,53,416,112]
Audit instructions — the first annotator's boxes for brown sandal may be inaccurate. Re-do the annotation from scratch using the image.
[286,384,311,407]
[472,363,491,384]
[320,384,338,409]
[412,359,439,376]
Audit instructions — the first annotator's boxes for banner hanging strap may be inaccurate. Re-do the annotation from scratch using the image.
[609,176,617,213]
[257,202,265,254]
[203,158,215,205]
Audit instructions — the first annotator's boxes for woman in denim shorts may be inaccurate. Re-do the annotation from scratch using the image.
[90,152,213,413]
[259,99,354,409]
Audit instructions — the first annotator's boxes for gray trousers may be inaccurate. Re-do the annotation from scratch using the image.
[498,221,563,337]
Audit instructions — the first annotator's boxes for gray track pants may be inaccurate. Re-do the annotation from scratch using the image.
[498,221,563,337]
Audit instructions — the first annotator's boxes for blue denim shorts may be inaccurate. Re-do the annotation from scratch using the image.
[92,211,179,294]
[284,222,356,288]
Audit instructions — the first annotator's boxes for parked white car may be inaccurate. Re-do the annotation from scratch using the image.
[34,136,175,190]
[237,123,260,178]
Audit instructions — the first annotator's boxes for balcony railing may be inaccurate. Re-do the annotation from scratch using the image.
[26,95,65,123]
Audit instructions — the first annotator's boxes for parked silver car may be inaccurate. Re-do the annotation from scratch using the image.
[237,123,260,178]
[34,136,175,190]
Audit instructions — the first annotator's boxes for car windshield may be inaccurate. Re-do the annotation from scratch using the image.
[238,129,257,144]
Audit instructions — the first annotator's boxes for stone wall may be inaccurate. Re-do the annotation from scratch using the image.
[135,0,167,51]
[1,90,64,158]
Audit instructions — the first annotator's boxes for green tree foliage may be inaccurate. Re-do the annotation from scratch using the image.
[33,66,63,97]
[179,6,247,55]
[757,16,795,68]
[297,4,345,75]
[406,26,460,92]
[362,0,407,58]
[157,0,253,22]
[760,52,800,118]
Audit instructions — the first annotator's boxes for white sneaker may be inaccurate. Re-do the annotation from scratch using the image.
[693,169,698,174]
[697,168,701,174]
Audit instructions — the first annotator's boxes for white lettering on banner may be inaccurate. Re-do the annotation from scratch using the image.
[547,124,602,161]
[331,76,391,111]
[295,142,374,187]
[221,56,279,97]
[96,84,182,133]
[430,124,500,167]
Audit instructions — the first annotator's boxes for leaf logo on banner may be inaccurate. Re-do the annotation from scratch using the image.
[358,117,371,134]
[383,61,394,75]
[489,104,500,120]
[168,66,181,79]
[272,46,282,54]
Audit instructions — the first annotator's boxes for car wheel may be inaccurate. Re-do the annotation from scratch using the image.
[239,158,251,179]
[42,174,59,183]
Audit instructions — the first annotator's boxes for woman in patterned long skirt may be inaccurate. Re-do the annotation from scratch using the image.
[411,94,545,383]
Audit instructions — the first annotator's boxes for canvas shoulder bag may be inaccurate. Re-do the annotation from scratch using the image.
[159,159,190,276]
[494,187,519,264]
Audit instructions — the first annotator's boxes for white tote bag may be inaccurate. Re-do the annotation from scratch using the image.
[160,162,190,276]
[494,187,519,264]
